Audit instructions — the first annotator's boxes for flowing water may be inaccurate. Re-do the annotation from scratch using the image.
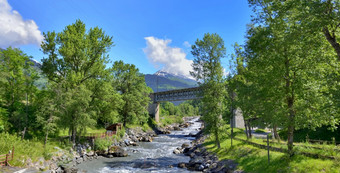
[76,117,202,173]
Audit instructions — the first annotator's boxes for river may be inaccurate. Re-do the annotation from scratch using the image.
[76,117,202,173]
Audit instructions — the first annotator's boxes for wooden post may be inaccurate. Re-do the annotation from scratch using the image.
[5,154,8,166]
[267,135,270,164]
[11,146,14,160]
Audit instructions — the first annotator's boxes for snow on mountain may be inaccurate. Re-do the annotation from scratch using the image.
[145,70,197,92]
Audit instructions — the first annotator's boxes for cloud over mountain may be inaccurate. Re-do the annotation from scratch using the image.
[0,0,43,48]
[143,36,193,78]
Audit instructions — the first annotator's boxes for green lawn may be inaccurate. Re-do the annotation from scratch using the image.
[204,126,340,173]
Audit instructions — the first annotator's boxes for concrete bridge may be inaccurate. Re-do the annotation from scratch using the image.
[148,86,245,128]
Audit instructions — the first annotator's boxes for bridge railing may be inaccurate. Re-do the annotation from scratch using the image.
[152,87,202,102]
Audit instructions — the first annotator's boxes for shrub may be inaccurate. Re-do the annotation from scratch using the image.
[94,137,111,151]
[254,129,267,133]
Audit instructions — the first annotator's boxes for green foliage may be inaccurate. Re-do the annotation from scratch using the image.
[112,60,151,127]
[254,129,267,133]
[0,133,57,167]
[229,0,340,155]
[0,47,39,136]
[40,20,116,143]
[191,33,227,148]
[160,115,183,127]
[94,137,112,151]
[279,126,340,143]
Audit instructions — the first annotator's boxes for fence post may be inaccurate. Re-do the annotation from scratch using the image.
[267,134,270,164]
[12,146,14,161]
[5,154,8,166]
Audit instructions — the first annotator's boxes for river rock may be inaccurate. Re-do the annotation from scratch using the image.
[87,151,94,156]
[178,162,187,168]
[173,126,181,131]
[181,143,190,149]
[130,141,139,146]
[109,146,128,157]
[173,149,181,154]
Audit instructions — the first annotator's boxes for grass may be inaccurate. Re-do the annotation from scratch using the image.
[204,126,340,173]
[0,133,63,167]
[159,115,183,127]
[58,127,106,137]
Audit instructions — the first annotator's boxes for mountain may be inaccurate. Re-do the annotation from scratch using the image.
[29,58,42,69]
[145,70,198,92]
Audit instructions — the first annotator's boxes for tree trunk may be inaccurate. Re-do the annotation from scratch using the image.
[285,57,295,156]
[22,127,26,140]
[22,93,28,140]
[68,128,71,142]
[244,119,249,139]
[287,99,295,156]
[273,125,280,142]
[72,126,76,145]
[323,27,340,61]
[215,127,220,148]
[44,129,49,146]
[247,120,252,138]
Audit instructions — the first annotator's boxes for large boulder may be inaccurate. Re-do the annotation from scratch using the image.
[108,146,128,157]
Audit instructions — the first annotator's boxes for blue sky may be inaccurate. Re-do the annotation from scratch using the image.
[1,0,252,77]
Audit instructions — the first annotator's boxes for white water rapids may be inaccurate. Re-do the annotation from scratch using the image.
[76,117,202,173]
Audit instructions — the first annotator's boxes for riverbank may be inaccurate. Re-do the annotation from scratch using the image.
[176,123,242,173]
[0,116,201,173]
[75,116,202,172]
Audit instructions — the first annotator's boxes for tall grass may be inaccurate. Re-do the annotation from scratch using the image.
[0,133,57,167]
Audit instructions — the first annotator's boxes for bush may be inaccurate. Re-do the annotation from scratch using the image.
[254,129,267,133]
[94,137,111,151]
[160,115,183,126]
[279,126,340,143]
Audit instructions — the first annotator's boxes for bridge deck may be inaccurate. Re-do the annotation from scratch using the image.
[150,87,202,102]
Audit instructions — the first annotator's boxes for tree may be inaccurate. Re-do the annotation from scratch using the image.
[244,16,336,155]
[0,47,39,137]
[35,89,59,146]
[41,20,114,143]
[112,60,151,127]
[249,0,340,61]
[191,33,227,148]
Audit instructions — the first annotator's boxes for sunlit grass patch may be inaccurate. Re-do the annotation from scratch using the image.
[203,125,340,173]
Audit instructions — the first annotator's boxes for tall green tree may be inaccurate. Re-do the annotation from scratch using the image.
[112,60,151,127]
[244,17,336,155]
[191,33,227,148]
[0,47,39,136]
[41,20,114,143]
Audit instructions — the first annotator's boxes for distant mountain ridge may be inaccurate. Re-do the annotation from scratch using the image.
[145,70,198,92]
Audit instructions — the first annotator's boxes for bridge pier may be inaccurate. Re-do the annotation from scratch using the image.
[148,102,160,123]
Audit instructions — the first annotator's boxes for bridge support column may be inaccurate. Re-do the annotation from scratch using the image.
[148,102,160,123]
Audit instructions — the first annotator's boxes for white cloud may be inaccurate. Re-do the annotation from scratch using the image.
[0,0,43,48]
[143,36,193,78]
[183,41,191,48]
[223,68,230,77]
